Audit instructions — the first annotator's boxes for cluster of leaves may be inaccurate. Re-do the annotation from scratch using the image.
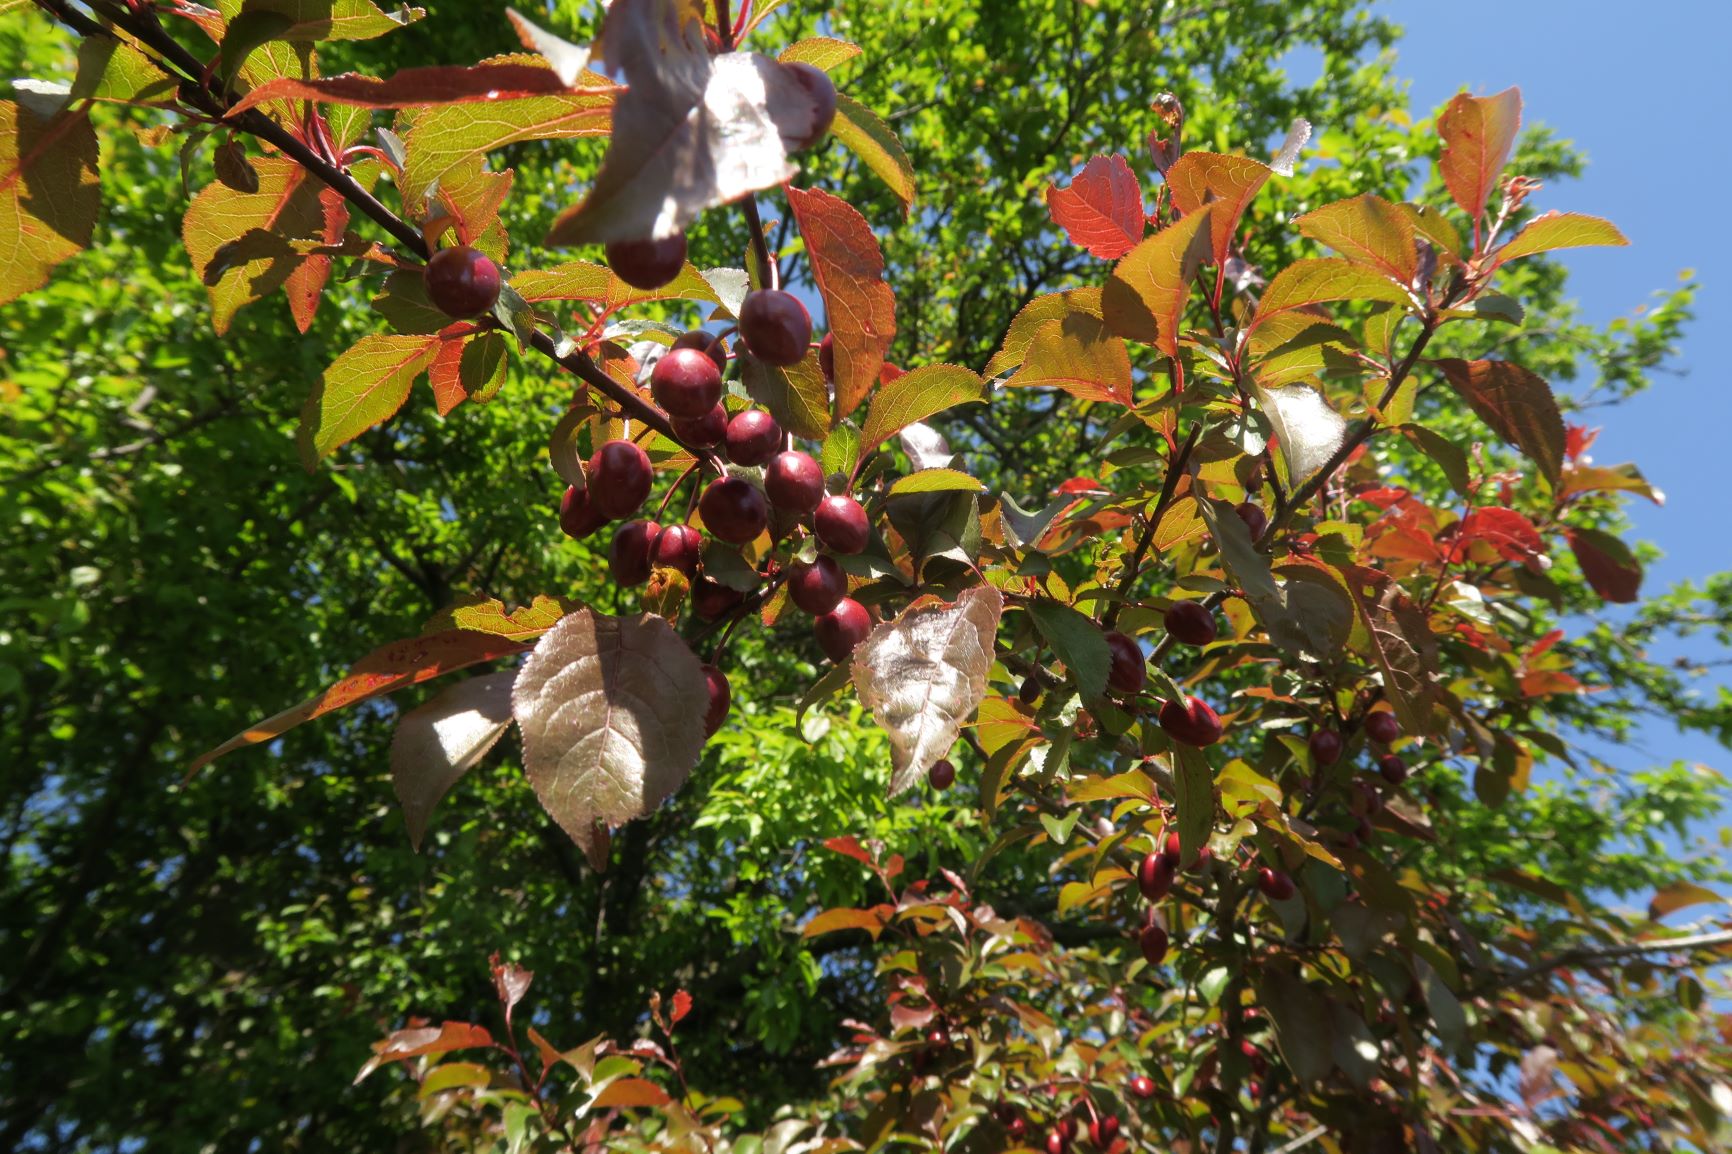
[4,1,1730,1152]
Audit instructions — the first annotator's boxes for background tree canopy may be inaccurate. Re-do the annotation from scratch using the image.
[2,1,1729,1152]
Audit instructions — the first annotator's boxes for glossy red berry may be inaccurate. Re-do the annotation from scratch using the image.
[817,332,835,380]
[1377,753,1409,785]
[1128,1074,1156,1100]
[1006,1116,1028,1140]
[698,477,769,544]
[424,245,501,318]
[692,577,744,621]
[1257,867,1297,901]
[559,484,608,539]
[1309,729,1343,766]
[1137,851,1175,902]
[787,554,846,615]
[649,523,702,576]
[781,62,838,150]
[725,409,783,466]
[928,758,955,790]
[1158,696,1222,747]
[701,664,730,737]
[589,439,653,519]
[650,347,724,418]
[671,404,727,448]
[815,597,871,662]
[925,1024,950,1049]
[739,289,812,366]
[1103,630,1145,695]
[1163,600,1217,646]
[608,520,661,586]
[814,494,869,554]
[765,450,825,513]
[1163,830,1211,872]
[671,328,727,372]
[1046,1130,1069,1154]
[1365,711,1401,744]
[1235,501,1268,541]
[1057,1118,1078,1144]
[605,231,686,290]
[1088,1115,1120,1149]
[1139,923,1169,966]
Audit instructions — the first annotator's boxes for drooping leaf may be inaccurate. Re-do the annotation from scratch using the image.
[858,364,987,461]
[1164,152,1270,265]
[787,185,895,421]
[741,353,831,441]
[298,333,444,468]
[1437,86,1522,224]
[1434,358,1566,485]
[0,102,99,306]
[1329,1002,1381,1090]
[829,90,915,208]
[1004,310,1133,406]
[229,59,574,115]
[1045,153,1144,260]
[390,670,517,850]
[1257,966,1335,1084]
[1250,258,1411,331]
[1340,564,1442,737]
[1252,381,1346,485]
[851,585,1003,796]
[1293,193,1418,285]
[1492,210,1628,265]
[1024,601,1110,701]
[512,609,709,847]
[1101,207,1213,357]
[1567,527,1642,604]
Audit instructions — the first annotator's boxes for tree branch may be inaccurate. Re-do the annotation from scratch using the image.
[1484,927,1732,992]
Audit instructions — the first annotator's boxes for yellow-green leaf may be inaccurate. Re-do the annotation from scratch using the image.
[298,334,443,468]
[0,102,99,307]
[833,90,915,209]
[858,364,986,460]
[1493,211,1628,265]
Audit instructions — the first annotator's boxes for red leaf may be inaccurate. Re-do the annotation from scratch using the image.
[285,187,348,334]
[228,61,574,116]
[822,835,874,865]
[1564,424,1599,461]
[1453,506,1545,565]
[670,989,692,1025]
[1567,527,1642,604]
[1434,359,1566,485]
[787,185,895,421]
[428,335,472,416]
[590,1077,671,1109]
[491,955,533,1015]
[1045,154,1145,260]
[1438,87,1522,224]
[355,1021,494,1083]
[1164,151,1271,266]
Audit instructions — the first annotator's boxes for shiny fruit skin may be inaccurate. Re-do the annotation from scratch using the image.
[814,494,869,554]
[423,246,502,318]
[692,577,744,621]
[1365,710,1401,744]
[818,332,835,380]
[1163,600,1217,646]
[589,440,654,519]
[605,232,686,290]
[1137,852,1175,902]
[701,664,730,737]
[671,328,727,372]
[764,450,825,513]
[787,554,846,615]
[739,289,813,367]
[1019,676,1042,706]
[698,477,770,544]
[1103,630,1146,695]
[1377,753,1409,785]
[725,409,783,466]
[559,485,608,539]
[1088,1116,1119,1149]
[1139,923,1169,966]
[608,520,661,586]
[1257,868,1297,901]
[649,523,702,576]
[1128,1074,1156,1100]
[1309,729,1343,766]
[1046,1131,1069,1154]
[650,347,724,418]
[928,758,955,790]
[1158,696,1223,747]
[1164,830,1212,872]
[781,62,838,149]
[815,598,871,662]
[1235,501,1268,541]
[671,405,727,448]
[1006,1117,1027,1140]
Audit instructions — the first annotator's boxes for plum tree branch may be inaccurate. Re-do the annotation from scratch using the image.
[1484,927,1732,992]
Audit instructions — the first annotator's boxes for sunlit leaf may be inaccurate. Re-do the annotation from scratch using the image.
[230,58,573,115]
[1004,310,1133,406]
[858,364,986,461]
[390,670,516,850]
[1494,210,1627,265]
[1437,86,1522,224]
[297,333,444,467]
[741,352,831,441]
[788,185,895,421]
[1293,193,1417,285]
[1101,207,1212,358]
[1251,258,1410,330]
[1435,358,1566,485]
[0,102,98,306]
[1045,153,1144,260]
[1164,152,1269,265]
[1024,601,1110,700]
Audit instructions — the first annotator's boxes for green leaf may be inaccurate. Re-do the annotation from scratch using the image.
[1415,957,1467,1052]
[1004,310,1133,406]
[821,421,861,478]
[1293,193,1417,285]
[71,38,178,104]
[229,0,424,44]
[1172,744,1214,867]
[832,91,915,208]
[1493,211,1627,265]
[510,260,721,312]
[298,334,442,468]
[1434,359,1566,485]
[1257,966,1335,1084]
[181,156,329,333]
[1024,601,1110,700]
[742,354,831,441]
[1101,206,1212,357]
[887,468,984,496]
[403,90,612,203]
[1251,258,1411,330]
[1039,808,1082,847]
[0,102,99,307]
[858,364,987,461]
[777,37,863,72]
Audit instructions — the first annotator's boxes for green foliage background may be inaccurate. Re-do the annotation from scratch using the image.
[1,1,1726,1149]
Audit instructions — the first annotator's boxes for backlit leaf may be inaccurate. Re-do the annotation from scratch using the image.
[298,333,443,468]
[1438,86,1522,224]
[788,185,895,421]
[1567,527,1642,604]
[230,59,574,115]
[1561,461,1663,505]
[1493,210,1628,265]
[1102,207,1212,358]
[1293,194,1417,285]
[226,0,424,43]
[391,670,516,851]
[1435,359,1566,485]
[355,1022,494,1083]
[852,585,1003,796]
[1251,258,1410,331]
[0,102,99,306]
[858,364,987,461]
[402,89,612,204]
[590,1077,672,1109]
[801,906,892,940]
[1004,311,1133,406]
[833,91,915,208]
[1164,151,1270,265]
[182,157,329,333]
[1648,880,1726,922]
[1045,153,1144,260]
[777,36,863,73]
[505,8,592,85]
[741,353,831,441]
[511,259,720,311]
[1252,381,1346,485]
[887,469,984,496]
[71,38,177,104]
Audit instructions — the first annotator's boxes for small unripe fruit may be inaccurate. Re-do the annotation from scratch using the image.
[671,404,727,448]
[649,523,702,576]
[1309,729,1343,766]
[815,597,871,662]
[692,577,743,621]
[781,62,838,149]
[1137,851,1175,902]
[1158,696,1223,747]
[559,484,608,539]
[1235,501,1268,541]
[671,328,727,372]
[605,231,686,290]
[650,347,723,418]
[1365,711,1401,745]
[1163,600,1217,646]
[1103,630,1145,695]
[725,408,783,466]
[1088,1115,1120,1149]
[928,758,955,790]
[765,450,825,513]
[699,476,769,544]
[818,332,835,380]
[1377,753,1408,785]
[814,494,869,554]
[609,520,661,586]
[787,554,846,615]
[589,439,654,519]
[1128,1074,1156,1100]
[424,245,501,318]
[701,664,730,737]
[1139,923,1169,966]
[739,289,812,366]
[1257,867,1296,901]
